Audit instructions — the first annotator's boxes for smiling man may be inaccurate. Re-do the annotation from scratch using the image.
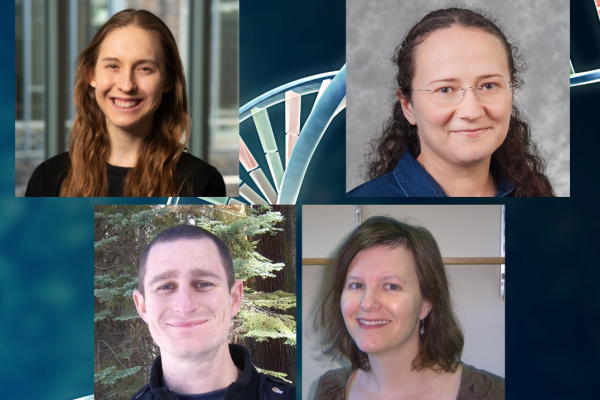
[131,225,294,400]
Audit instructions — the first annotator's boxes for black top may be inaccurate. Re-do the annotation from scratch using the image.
[24,151,226,197]
[131,344,295,400]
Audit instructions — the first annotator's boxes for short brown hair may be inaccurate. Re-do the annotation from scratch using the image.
[138,225,234,296]
[316,216,464,372]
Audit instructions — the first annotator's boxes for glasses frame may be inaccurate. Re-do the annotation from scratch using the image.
[412,81,514,104]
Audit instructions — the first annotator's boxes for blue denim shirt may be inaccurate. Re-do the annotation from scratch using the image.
[347,151,514,197]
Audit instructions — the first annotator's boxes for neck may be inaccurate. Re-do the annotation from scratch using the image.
[416,153,496,197]
[361,336,424,396]
[106,117,154,168]
[160,342,240,395]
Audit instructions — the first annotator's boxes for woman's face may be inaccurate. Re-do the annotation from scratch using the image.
[400,26,513,167]
[341,246,431,356]
[89,25,171,136]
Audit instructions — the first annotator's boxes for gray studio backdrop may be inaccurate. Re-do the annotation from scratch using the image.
[346,0,570,196]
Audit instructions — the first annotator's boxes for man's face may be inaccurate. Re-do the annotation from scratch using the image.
[133,239,242,360]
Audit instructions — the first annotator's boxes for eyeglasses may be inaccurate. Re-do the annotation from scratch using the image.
[412,81,514,106]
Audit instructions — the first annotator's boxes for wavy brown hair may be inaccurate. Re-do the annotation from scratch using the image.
[364,7,555,197]
[60,9,191,197]
[316,216,464,373]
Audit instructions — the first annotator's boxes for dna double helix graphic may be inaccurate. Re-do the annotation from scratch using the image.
[168,65,347,206]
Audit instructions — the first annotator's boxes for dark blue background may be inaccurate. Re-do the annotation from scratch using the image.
[2,1,595,399]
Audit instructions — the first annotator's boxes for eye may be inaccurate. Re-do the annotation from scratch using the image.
[434,86,455,95]
[195,282,214,290]
[481,83,498,91]
[348,282,364,289]
[384,283,401,290]
[107,64,118,69]
[140,67,152,72]
[157,283,174,291]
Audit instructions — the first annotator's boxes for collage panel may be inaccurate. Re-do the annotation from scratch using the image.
[16,0,240,197]
[302,205,505,399]
[346,0,569,197]
[94,204,297,399]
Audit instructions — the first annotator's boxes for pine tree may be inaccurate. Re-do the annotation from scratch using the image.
[94,205,296,399]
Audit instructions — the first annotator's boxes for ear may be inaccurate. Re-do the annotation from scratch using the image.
[88,68,97,88]
[133,289,148,324]
[398,88,417,125]
[230,279,243,316]
[419,298,432,320]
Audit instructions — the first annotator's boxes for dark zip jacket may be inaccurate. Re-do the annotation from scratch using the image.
[130,344,295,400]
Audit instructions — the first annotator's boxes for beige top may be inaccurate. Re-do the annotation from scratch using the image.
[314,363,505,400]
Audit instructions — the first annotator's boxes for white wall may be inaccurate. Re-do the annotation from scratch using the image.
[302,205,505,400]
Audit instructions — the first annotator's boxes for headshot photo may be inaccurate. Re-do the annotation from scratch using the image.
[302,205,505,399]
[94,205,296,399]
[346,0,569,197]
[16,1,240,197]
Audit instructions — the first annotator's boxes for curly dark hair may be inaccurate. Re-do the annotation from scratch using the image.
[316,216,464,373]
[363,7,555,197]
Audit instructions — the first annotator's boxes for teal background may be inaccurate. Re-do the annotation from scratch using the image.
[2,1,599,400]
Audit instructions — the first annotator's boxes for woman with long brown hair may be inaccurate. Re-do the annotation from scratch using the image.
[314,216,504,399]
[26,9,225,197]
[347,8,554,197]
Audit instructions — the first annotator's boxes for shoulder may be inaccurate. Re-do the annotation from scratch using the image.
[458,363,505,400]
[177,152,226,196]
[346,172,406,197]
[128,384,150,400]
[314,367,353,400]
[257,372,296,400]
[25,152,71,197]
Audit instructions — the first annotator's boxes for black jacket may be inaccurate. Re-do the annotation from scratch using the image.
[130,344,295,400]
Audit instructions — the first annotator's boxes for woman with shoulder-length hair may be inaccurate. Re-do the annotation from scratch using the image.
[347,7,554,197]
[26,9,225,197]
[315,216,505,400]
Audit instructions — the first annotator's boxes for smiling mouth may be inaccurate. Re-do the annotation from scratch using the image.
[452,128,488,137]
[111,98,143,109]
[167,320,207,328]
[357,318,391,326]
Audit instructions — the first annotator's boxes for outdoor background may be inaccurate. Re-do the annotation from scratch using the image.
[15,0,239,196]
[94,205,296,399]
[346,0,570,196]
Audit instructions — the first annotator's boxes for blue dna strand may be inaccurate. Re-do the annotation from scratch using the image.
[167,64,347,206]
[570,59,600,87]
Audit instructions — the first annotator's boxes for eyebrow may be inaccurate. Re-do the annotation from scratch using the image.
[346,275,408,284]
[148,268,222,287]
[101,57,159,67]
[426,74,505,86]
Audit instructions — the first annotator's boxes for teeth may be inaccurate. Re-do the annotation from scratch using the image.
[113,99,140,108]
[359,319,391,326]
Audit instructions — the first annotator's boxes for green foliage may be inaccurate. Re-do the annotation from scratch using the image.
[255,367,292,383]
[94,205,296,398]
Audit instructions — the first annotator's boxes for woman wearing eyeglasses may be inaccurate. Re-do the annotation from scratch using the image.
[347,8,555,197]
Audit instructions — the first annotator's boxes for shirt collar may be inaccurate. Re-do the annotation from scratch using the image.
[148,344,258,398]
[393,151,514,197]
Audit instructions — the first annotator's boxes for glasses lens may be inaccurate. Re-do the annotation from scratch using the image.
[427,82,511,105]
[428,84,461,105]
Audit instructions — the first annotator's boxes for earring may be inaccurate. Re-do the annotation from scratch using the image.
[419,319,424,336]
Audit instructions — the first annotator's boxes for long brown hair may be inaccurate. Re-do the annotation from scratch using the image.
[364,7,555,197]
[316,216,464,373]
[60,9,190,197]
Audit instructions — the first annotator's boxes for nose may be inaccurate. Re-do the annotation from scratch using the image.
[173,286,199,315]
[455,88,485,120]
[360,287,380,312]
[116,68,137,92]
